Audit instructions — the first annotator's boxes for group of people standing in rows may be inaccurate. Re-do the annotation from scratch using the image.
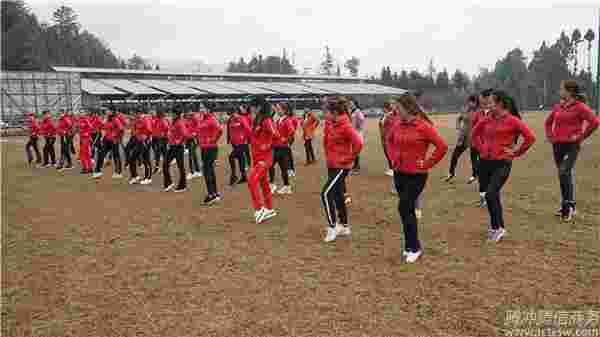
[24,79,598,263]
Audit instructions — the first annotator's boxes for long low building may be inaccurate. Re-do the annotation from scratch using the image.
[1,66,406,123]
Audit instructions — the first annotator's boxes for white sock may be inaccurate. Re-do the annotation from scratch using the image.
[480,192,486,198]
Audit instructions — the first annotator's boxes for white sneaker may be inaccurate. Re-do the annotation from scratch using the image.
[261,208,277,222]
[335,224,351,236]
[288,170,296,177]
[405,250,422,263]
[415,209,423,219]
[129,176,141,185]
[270,184,278,193]
[254,208,265,224]
[385,169,394,177]
[140,179,152,185]
[467,176,477,184]
[324,227,337,242]
[492,228,506,242]
[112,173,123,179]
[402,250,409,257]
[276,185,292,194]
[164,183,175,192]
[92,172,103,179]
[186,173,194,180]
[193,171,203,178]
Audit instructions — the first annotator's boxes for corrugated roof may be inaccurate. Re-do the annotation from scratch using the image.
[215,82,278,95]
[96,79,164,95]
[81,79,127,95]
[175,81,244,95]
[134,79,203,95]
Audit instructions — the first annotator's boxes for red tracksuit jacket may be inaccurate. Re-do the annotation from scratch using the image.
[228,114,252,145]
[471,112,536,161]
[41,117,57,137]
[250,117,278,166]
[103,119,124,143]
[168,118,191,145]
[197,114,223,149]
[153,117,170,139]
[90,116,103,134]
[28,116,40,137]
[323,114,364,169]
[386,117,448,174]
[78,116,93,139]
[133,115,153,142]
[273,116,296,148]
[57,115,74,136]
[545,101,599,144]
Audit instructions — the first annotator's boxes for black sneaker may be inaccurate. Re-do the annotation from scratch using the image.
[561,206,576,222]
[204,194,222,205]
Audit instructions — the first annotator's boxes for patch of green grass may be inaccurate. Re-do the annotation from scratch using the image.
[207,238,225,256]
[31,319,65,337]
[351,224,384,257]
[383,303,403,322]
[416,302,434,322]
[303,271,320,290]
[239,255,256,273]
[142,271,161,289]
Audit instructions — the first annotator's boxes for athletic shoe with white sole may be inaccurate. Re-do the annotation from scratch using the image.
[335,224,351,236]
[467,176,477,184]
[254,208,265,223]
[491,228,506,242]
[193,171,203,178]
[270,184,278,193]
[261,208,277,222]
[92,172,103,179]
[164,183,175,192]
[186,173,194,180]
[140,179,152,185]
[276,185,292,194]
[405,250,422,263]
[385,169,394,177]
[415,209,423,219]
[112,173,123,179]
[479,195,487,208]
[324,227,337,242]
[129,176,141,185]
[173,187,187,193]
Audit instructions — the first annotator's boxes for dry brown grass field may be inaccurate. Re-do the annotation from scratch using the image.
[2,112,599,337]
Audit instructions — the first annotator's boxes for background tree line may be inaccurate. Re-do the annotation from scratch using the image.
[373,29,596,111]
[1,0,157,71]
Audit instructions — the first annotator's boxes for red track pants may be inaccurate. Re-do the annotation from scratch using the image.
[80,137,93,171]
[247,161,273,211]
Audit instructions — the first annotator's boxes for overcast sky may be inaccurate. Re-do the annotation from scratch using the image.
[28,0,600,77]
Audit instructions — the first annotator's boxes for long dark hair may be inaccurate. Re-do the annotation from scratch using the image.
[250,96,271,131]
[492,90,521,119]
[562,80,587,104]
[467,94,479,111]
[396,93,433,125]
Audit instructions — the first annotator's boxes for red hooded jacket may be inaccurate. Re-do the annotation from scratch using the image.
[545,101,599,144]
[168,118,191,145]
[57,115,75,136]
[386,117,448,174]
[250,117,278,166]
[28,115,40,137]
[197,114,223,149]
[133,115,153,142]
[41,116,57,137]
[471,112,536,161]
[228,114,252,145]
[102,118,124,142]
[78,116,93,139]
[323,114,364,169]
[273,116,296,148]
[153,116,170,138]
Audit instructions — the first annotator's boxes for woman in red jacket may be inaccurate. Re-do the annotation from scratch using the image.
[227,105,252,185]
[197,106,224,205]
[128,110,154,185]
[386,94,448,262]
[78,110,94,174]
[40,110,57,167]
[544,80,599,221]
[92,112,124,179]
[25,112,42,166]
[151,109,170,174]
[321,96,364,243]
[163,109,190,192]
[472,90,536,243]
[185,108,202,180]
[269,103,296,195]
[57,110,75,171]
[90,111,104,161]
[247,97,279,224]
